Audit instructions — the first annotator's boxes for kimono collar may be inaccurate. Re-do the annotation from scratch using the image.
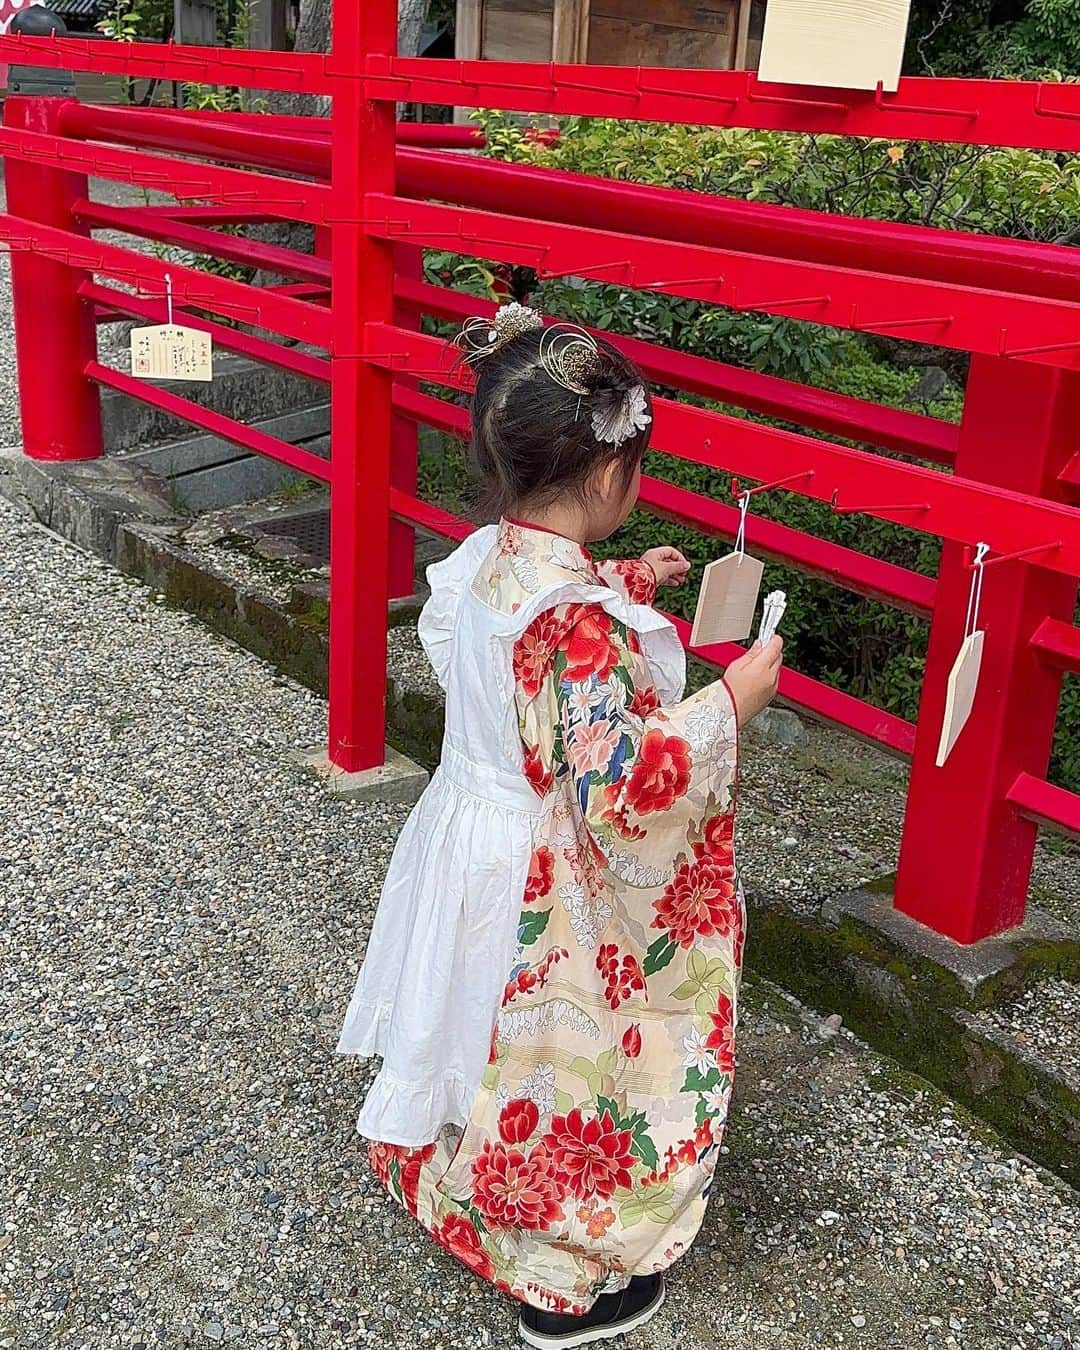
[497,517,600,583]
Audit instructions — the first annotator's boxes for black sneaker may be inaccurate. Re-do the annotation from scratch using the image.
[519,1274,665,1348]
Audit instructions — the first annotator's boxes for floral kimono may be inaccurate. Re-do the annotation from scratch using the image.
[337,520,742,1314]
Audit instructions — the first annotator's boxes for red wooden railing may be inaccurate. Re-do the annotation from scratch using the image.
[0,20,1078,945]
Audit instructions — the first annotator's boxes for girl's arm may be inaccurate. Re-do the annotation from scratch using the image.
[593,558,658,606]
[595,548,690,604]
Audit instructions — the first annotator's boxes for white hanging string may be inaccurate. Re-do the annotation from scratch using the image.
[735,491,750,561]
[964,541,990,638]
[164,272,174,327]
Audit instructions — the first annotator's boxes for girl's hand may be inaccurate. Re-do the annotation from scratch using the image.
[724,637,784,725]
[642,547,691,588]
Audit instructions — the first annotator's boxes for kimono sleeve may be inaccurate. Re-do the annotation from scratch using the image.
[514,603,738,857]
[593,559,657,607]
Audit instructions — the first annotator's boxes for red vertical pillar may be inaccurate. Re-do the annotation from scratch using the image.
[326,0,397,772]
[894,356,1080,944]
[4,96,101,462]
[389,242,422,600]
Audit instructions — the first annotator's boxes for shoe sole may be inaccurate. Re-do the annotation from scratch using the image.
[518,1283,666,1348]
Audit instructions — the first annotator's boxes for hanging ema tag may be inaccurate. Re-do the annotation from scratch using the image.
[936,542,989,768]
[130,274,213,383]
[689,493,765,647]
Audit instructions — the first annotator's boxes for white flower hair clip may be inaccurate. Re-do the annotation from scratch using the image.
[591,382,652,447]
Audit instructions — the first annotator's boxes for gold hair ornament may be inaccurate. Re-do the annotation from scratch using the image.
[455,302,543,364]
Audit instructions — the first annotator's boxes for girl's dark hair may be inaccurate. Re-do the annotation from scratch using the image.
[467,329,653,520]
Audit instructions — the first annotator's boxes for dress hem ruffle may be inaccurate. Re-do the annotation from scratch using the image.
[354,1064,474,1148]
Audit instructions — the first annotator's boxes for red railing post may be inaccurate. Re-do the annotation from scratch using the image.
[4,95,102,461]
[325,0,397,772]
[894,356,1080,943]
[389,242,423,600]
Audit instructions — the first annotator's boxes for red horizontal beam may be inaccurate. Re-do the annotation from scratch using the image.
[1030,617,1080,674]
[54,100,1080,315]
[390,384,934,615]
[74,199,331,286]
[81,281,331,385]
[164,106,485,148]
[0,124,330,225]
[404,150,1080,310]
[1007,772,1080,837]
[666,613,916,754]
[0,213,331,348]
[386,481,915,753]
[58,101,331,178]
[369,196,1080,369]
[86,361,331,482]
[390,487,474,544]
[368,58,1080,154]
[637,475,936,616]
[133,206,282,225]
[369,324,1080,579]
[398,277,958,465]
[0,33,329,94]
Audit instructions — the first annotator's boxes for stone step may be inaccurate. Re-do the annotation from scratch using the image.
[123,404,330,512]
[101,352,326,454]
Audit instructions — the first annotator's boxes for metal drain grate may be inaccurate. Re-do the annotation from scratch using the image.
[257,509,330,564]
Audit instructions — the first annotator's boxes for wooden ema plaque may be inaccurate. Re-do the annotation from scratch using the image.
[690,552,764,647]
[757,0,912,92]
[131,324,213,383]
[935,630,984,767]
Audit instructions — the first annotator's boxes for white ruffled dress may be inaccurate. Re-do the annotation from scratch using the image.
[335,524,686,1147]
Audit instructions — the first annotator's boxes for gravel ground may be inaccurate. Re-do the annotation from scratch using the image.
[972,979,1080,1095]
[1,496,1079,1350]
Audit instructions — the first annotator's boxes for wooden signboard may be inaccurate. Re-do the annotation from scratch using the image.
[457,0,753,73]
[757,0,912,92]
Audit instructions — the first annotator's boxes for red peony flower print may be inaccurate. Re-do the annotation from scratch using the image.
[628,684,660,719]
[705,992,736,1075]
[514,612,568,700]
[471,1140,566,1231]
[600,782,646,843]
[367,1141,396,1186]
[607,560,656,606]
[733,900,745,970]
[652,856,738,948]
[433,1213,495,1282]
[693,811,735,861]
[622,729,692,816]
[541,1109,635,1201]
[522,742,553,799]
[559,608,620,685]
[524,846,555,904]
[498,1098,540,1145]
[622,1024,642,1059]
[399,1143,437,1217]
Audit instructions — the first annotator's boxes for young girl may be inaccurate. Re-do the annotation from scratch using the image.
[337,304,783,1347]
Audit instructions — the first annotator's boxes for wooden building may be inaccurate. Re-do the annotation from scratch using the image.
[456,0,766,71]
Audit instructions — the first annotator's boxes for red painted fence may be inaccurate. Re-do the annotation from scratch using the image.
[0,19,1078,946]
